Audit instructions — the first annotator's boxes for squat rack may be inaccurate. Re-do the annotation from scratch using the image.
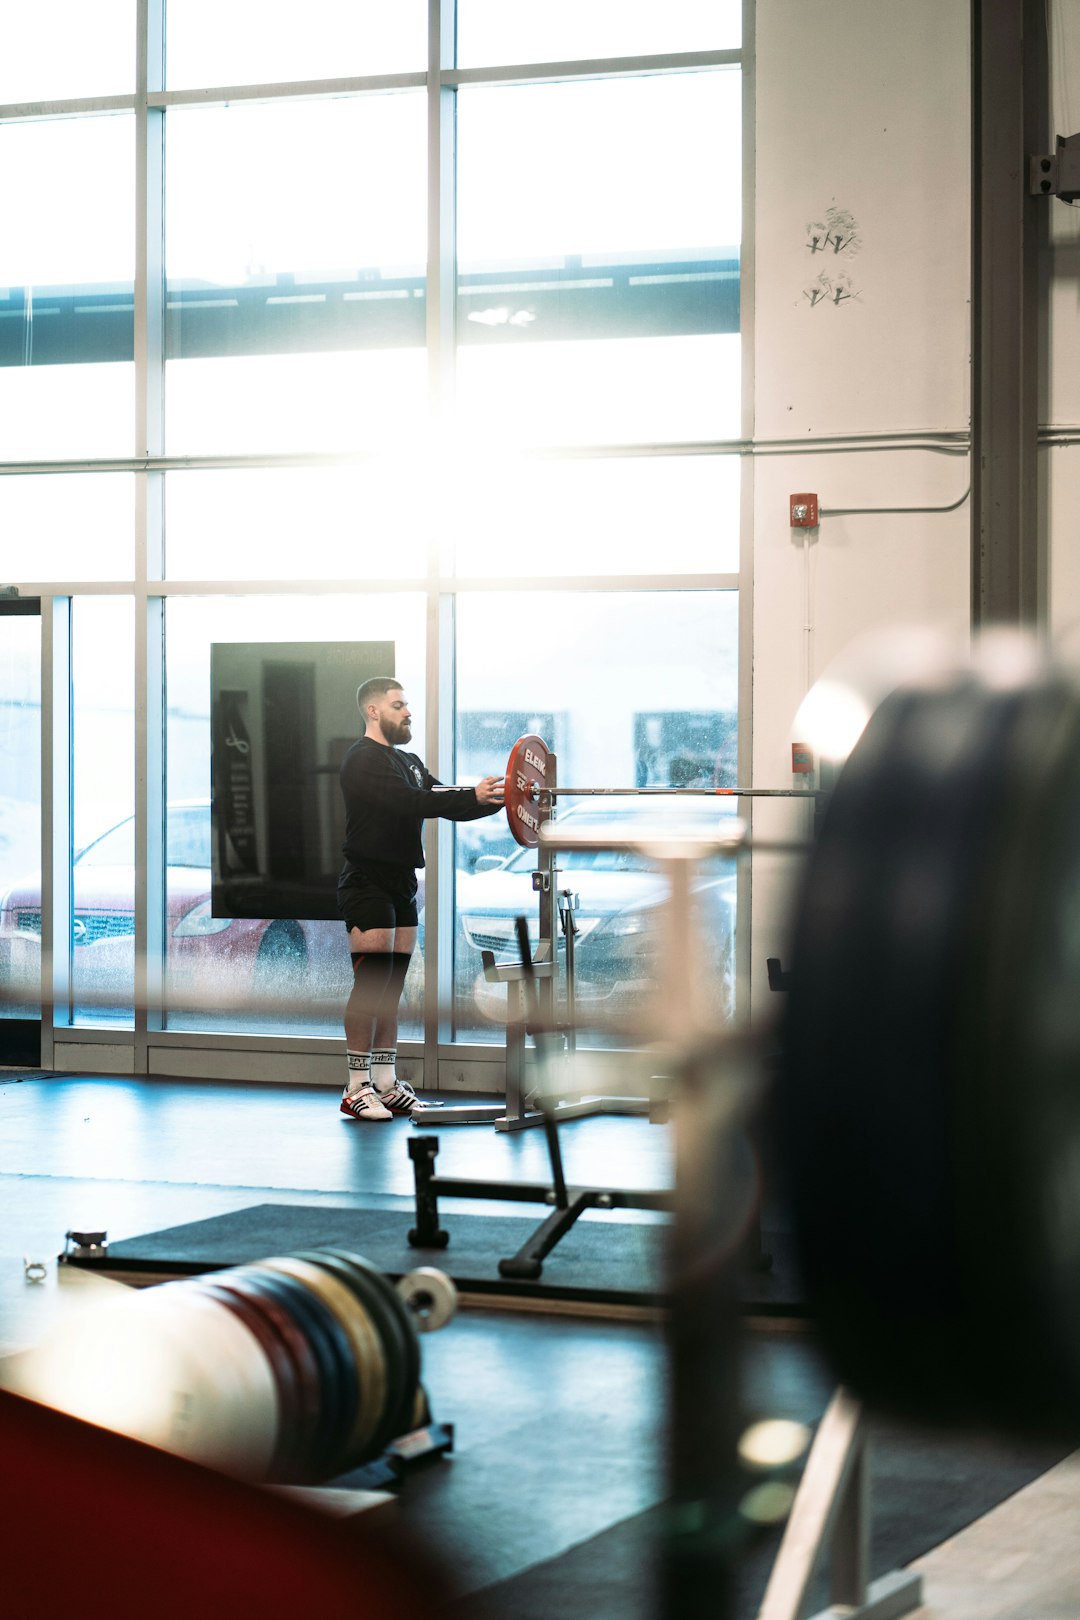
[428,735,819,1132]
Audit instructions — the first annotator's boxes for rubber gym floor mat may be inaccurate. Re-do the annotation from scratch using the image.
[61,1202,806,1313]
[443,1424,1072,1620]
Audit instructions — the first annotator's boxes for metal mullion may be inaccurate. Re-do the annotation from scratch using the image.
[736,0,756,1035]
[427,594,457,1060]
[40,596,72,1062]
[149,72,426,110]
[445,48,740,89]
[146,577,439,594]
[425,0,459,1076]
[0,95,134,122]
[971,0,1047,625]
[427,0,457,470]
[436,574,742,593]
[134,0,166,1069]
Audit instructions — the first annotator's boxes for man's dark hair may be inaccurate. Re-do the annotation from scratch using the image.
[356,675,402,714]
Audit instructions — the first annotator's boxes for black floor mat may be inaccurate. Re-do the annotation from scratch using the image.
[66,1200,806,1312]
[443,1422,1073,1620]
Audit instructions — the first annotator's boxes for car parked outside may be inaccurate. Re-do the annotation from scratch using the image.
[0,801,423,1029]
[454,796,738,1039]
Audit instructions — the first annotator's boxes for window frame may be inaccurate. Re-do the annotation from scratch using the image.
[0,0,750,1087]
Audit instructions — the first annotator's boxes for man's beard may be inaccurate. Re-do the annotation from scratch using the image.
[381,717,411,744]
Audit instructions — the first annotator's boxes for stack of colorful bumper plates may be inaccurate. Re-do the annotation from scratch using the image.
[13,1249,443,1485]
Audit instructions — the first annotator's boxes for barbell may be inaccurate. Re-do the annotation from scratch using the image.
[501,732,820,848]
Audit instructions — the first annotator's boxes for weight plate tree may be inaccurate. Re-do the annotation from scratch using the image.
[774,657,1080,1434]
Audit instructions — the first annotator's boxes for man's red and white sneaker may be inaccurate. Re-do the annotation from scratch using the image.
[373,1077,436,1115]
[340,1084,393,1121]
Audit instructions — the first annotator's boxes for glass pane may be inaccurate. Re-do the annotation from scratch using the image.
[166,466,426,580]
[166,351,427,456]
[0,364,134,462]
[165,595,427,1037]
[458,0,740,66]
[166,0,426,89]
[165,97,426,455]
[0,476,133,582]
[451,454,739,575]
[0,2,134,101]
[0,613,41,1027]
[72,598,134,1027]
[457,335,739,449]
[0,115,134,458]
[457,72,740,447]
[453,591,739,1043]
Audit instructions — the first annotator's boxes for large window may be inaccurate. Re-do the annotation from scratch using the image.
[0,6,744,1083]
[454,592,739,1043]
[456,69,741,448]
[0,114,135,459]
[165,95,428,456]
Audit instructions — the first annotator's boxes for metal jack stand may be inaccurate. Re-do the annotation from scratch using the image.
[425,752,666,1131]
[406,916,671,1278]
[407,1130,670,1280]
[757,1388,922,1620]
[417,945,559,1128]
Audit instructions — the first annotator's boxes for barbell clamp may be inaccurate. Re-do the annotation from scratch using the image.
[63,1229,109,1261]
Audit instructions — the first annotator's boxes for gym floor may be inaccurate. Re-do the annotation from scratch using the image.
[0,1072,1074,1618]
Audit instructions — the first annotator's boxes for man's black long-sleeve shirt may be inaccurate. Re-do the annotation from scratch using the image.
[339,736,498,877]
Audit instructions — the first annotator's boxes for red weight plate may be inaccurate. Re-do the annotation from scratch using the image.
[505,734,551,848]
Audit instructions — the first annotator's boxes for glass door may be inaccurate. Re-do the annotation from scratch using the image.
[0,598,42,1065]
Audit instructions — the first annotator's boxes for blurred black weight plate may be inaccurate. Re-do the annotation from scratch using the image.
[312,1250,418,1455]
[288,1250,388,1462]
[230,1267,347,1484]
[209,1271,325,1481]
[251,1264,360,1482]
[304,1250,413,1457]
[775,662,1080,1435]
[195,1277,305,1483]
[261,1255,381,1469]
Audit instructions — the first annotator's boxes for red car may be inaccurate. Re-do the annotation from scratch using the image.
[0,801,384,1025]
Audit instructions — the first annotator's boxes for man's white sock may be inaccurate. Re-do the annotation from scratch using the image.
[371,1048,397,1093]
[345,1050,372,1095]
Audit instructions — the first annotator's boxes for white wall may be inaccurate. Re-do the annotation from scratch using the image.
[749,0,973,1019]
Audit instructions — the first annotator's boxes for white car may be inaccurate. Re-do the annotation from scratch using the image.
[456,796,738,1029]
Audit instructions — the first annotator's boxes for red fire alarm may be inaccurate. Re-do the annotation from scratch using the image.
[790,493,819,528]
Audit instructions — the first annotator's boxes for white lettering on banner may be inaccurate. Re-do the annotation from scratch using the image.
[516,805,539,832]
[524,747,547,777]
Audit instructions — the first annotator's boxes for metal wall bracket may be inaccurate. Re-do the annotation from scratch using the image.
[1030,132,1080,199]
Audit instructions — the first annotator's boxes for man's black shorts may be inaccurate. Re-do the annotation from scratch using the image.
[337,865,419,933]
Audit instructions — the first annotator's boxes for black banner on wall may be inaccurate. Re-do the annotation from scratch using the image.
[210,641,394,920]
